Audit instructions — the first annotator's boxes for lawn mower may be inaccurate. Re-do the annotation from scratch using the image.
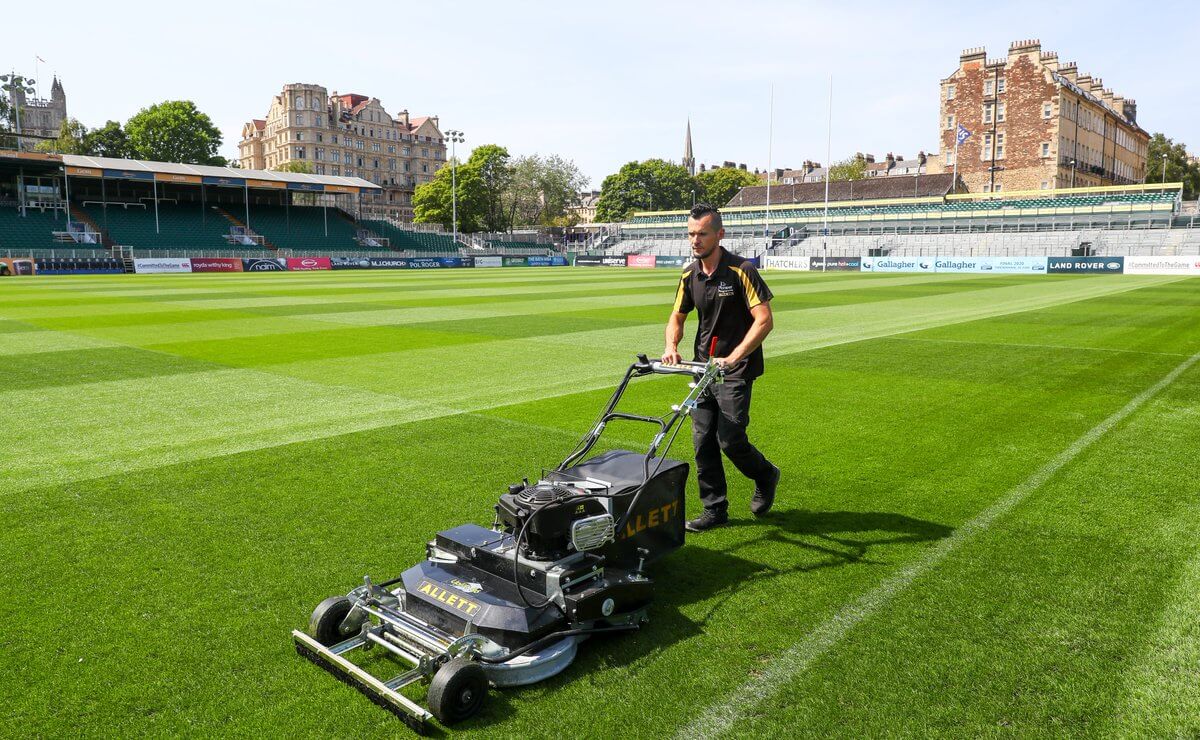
[293,353,724,733]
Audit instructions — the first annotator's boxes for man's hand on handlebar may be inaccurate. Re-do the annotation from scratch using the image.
[662,346,682,365]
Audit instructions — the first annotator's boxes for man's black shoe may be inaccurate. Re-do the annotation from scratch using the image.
[685,509,729,532]
[751,464,781,516]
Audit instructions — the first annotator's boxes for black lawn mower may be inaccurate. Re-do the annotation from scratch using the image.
[293,354,724,733]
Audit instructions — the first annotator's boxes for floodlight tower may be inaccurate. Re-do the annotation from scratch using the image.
[446,130,465,245]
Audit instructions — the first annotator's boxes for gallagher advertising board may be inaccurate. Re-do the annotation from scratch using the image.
[763,256,810,271]
[134,257,192,274]
[808,256,861,271]
[190,257,243,273]
[1122,256,1200,276]
[242,258,287,272]
[1046,256,1124,274]
[626,254,656,268]
[287,257,332,271]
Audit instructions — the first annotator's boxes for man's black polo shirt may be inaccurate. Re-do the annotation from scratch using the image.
[672,247,773,380]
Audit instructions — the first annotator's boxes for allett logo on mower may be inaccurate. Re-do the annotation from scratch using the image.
[292,355,723,734]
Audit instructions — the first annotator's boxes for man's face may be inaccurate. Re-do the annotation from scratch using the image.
[687,214,724,261]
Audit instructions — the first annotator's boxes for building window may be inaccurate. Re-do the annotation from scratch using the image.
[984,79,994,96]
[983,183,991,192]
[295,96,304,109]
[421,148,429,158]
[1040,181,1049,189]
[996,133,1005,159]
[997,102,1006,122]
[295,132,304,142]
[993,184,1002,192]
[983,103,994,124]
[996,77,1006,94]
[402,146,410,156]
[331,151,340,163]
[388,158,395,171]
[294,112,304,126]
[981,133,993,160]
[316,165,325,175]
[315,148,325,161]
[388,145,395,154]
[314,115,322,127]
[295,147,306,159]
[945,151,954,165]
[332,166,340,176]
[946,114,955,129]
[421,163,428,173]
[332,134,338,144]
[1041,142,1050,157]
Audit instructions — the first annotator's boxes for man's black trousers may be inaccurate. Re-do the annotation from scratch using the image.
[690,378,773,514]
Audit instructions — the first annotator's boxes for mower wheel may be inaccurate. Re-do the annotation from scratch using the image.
[428,657,487,724]
[309,596,356,646]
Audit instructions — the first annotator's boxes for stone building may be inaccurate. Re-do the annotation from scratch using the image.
[239,83,445,221]
[939,40,1148,193]
[8,76,66,151]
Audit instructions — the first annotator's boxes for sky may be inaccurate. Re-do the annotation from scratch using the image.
[6,0,1198,188]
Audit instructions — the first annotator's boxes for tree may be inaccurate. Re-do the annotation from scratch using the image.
[505,154,588,228]
[1146,133,1200,199]
[82,120,131,159]
[827,153,868,181]
[696,167,760,207]
[125,100,224,164]
[414,144,511,232]
[35,118,89,154]
[273,160,314,174]
[595,159,696,222]
[0,93,13,149]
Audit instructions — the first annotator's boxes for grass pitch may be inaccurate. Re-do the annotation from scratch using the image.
[1,268,1198,738]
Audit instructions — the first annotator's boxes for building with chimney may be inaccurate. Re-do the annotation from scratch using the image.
[239,83,445,221]
[7,76,66,151]
[939,40,1148,193]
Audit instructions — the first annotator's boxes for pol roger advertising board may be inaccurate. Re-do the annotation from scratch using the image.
[1046,256,1124,274]
[287,257,332,271]
[1122,256,1200,275]
[475,256,504,268]
[763,256,810,271]
[134,257,192,274]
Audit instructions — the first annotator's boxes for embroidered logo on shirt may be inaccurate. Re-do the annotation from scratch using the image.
[716,281,735,298]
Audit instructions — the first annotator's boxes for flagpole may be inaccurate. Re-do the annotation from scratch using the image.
[952,135,959,194]
[822,75,832,272]
[765,84,773,256]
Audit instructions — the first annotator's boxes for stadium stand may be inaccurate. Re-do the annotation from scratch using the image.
[239,205,363,252]
[0,206,71,250]
[359,219,458,252]
[81,201,235,250]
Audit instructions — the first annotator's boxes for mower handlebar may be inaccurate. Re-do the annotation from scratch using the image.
[634,354,711,378]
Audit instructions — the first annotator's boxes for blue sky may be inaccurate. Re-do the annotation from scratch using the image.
[7,0,1197,187]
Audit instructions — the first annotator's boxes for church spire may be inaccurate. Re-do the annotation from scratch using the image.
[683,119,695,176]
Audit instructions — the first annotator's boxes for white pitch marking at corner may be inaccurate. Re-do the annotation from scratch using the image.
[678,349,1200,739]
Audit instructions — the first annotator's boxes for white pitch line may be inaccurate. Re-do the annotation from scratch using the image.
[679,348,1200,739]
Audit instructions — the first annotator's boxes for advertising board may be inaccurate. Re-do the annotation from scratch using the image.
[189,257,243,273]
[369,257,411,269]
[242,258,287,272]
[1046,256,1124,274]
[762,256,810,271]
[134,257,192,274]
[330,257,372,270]
[655,255,689,268]
[286,257,332,271]
[502,256,528,267]
[475,256,504,267]
[1,257,38,275]
[527,255,568,267]
[626,254,656,268]
[1122,256,1200,275]
[808,256,861,271]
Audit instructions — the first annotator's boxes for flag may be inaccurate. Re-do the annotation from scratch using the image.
[36,56,46,63]
[956,124,972,145]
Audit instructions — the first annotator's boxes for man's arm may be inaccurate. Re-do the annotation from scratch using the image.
[718,302,773,366]
[662,310,687,364]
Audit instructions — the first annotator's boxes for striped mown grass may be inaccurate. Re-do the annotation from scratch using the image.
[1,268,1197,737]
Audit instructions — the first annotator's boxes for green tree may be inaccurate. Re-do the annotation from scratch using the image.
[125,100,224,164]
[82,120,130,159]
[506,154,588,227]
[595,159,696,222]
[827,153,868,181]
[34,118,89,154]
[414,144,511,232]
[1146,133,1200,199]
[696,167,760,206]
[273,160,314,174]
[0,93,13,149]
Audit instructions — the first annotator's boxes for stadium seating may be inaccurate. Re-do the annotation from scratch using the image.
[80,201,234,250]
[360,219,458,252]
[0,206,73,250]
[239,205,361,252]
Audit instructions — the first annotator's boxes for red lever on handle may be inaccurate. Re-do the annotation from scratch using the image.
[708,335,719,358]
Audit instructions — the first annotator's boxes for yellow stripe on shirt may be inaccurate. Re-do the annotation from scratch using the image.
[672,270,692,312]
[730,266,763,308]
